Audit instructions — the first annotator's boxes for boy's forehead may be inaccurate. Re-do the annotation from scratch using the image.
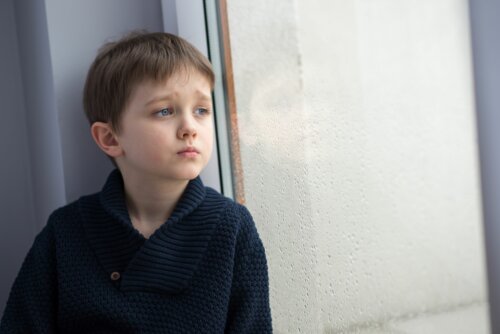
[143,68,211,89]
[130,72,212,103]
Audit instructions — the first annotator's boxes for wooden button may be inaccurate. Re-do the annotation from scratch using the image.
[110,272,121,281]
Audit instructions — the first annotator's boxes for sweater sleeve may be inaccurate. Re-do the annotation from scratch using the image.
[225,205,273,334]
[0,217,58,333]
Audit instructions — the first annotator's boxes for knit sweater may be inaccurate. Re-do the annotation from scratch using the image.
[0,169,272,333]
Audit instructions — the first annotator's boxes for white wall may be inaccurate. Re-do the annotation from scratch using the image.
[227,1,319,331]
[227,0,489,333]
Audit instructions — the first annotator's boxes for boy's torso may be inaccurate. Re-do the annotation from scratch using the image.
[48,180,242,333]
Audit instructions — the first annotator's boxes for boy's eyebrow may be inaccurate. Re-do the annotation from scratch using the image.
[145,94,174,106]
[145,90,212,106]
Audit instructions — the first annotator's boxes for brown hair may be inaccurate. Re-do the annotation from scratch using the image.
[83,31,215,134]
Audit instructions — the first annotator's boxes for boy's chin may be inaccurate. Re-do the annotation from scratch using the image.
[162,170,202,181]
[120,164,204,182]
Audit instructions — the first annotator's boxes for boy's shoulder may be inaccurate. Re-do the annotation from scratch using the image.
[204,186,254,222]
[203,186,260,244]
[47,197,83,223]
[45,191,100,231]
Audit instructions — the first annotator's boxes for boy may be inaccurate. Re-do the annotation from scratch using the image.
[0,32,272,333]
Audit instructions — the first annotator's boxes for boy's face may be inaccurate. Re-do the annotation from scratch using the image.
[113,69,214,182]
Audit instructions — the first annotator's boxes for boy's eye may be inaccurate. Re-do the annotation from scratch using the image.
[195,107,210,116]
[156,108,174,117]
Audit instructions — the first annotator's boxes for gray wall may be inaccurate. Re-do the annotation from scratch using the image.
[0,0,38,315]
[469,0,500,332]
[43,0,164,203]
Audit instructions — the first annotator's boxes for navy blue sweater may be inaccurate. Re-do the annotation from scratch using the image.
[0,169,272,333]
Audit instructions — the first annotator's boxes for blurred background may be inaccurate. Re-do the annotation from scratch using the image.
[229,1,490,333]
[1,0,499,333]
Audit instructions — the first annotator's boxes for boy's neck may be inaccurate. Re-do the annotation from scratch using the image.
[119,169,189,232]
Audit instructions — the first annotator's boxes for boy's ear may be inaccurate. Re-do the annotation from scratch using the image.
[90,122,123,158]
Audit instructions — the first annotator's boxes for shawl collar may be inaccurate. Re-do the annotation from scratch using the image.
[80,169,224,295]
[99,169,206,230]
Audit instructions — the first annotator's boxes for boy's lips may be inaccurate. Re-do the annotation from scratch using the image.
[177,147,199,157]
[178,147,199,154]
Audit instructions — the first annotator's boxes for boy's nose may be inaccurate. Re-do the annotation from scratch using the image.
[177,115,197,139]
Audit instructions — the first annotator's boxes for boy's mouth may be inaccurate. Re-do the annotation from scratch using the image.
[177,147,199,157]
[178,147,199,154]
